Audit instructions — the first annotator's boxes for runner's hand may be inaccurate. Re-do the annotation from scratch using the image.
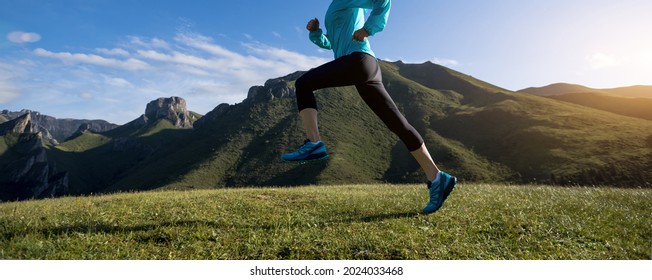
[352,28,369,42]
[307,18,319,32]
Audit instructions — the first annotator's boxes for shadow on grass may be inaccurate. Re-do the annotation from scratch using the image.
[331,211,421,224]
[360,211,421,222]
[3,212,423,242]
[0,220,223,241]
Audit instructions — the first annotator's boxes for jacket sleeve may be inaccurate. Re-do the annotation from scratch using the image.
[346,0,391,36]
[309,28,332,50]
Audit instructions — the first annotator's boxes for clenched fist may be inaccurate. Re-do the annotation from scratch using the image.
[352,28,369,42]
[307,18,319,32]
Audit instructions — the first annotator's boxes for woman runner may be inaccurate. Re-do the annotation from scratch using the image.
[281,0,457,214]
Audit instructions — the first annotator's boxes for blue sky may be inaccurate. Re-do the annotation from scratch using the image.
[1,0,651,124]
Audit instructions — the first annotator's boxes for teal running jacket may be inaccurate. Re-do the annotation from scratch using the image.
[309,0,391,59]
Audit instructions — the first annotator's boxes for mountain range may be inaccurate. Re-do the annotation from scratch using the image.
[519,83,652,98]
[518,83,652,121]
[1,61,651,201]
[1,110,118,145]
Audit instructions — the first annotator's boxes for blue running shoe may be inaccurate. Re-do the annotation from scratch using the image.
[281,139,329,162]
[422,171,457,214]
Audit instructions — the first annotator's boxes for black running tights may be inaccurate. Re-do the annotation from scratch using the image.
[295,52,424,152]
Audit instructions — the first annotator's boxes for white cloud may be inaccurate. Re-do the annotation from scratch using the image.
[7,31,41,43]
[430,57,459,67]
[104,76,132,88]
[156,32,328,80]
[175,33,243,60]
[136,49,178,63]
[96,48,130,56]
[7,30,331,124]
[127,36,170,50]
[34,48,150,71]
[150,38,170,49]
[244,42,329,71]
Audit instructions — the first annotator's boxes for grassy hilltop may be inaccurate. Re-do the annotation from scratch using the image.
[1,183,650,260]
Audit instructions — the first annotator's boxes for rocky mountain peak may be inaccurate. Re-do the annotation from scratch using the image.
[245,71,305,103]
[0,113,53,144]
[3,113,37,134]
[195,71,306,129]
[0,126,69,201]
[1,110,118,144]
[144,97,194,128]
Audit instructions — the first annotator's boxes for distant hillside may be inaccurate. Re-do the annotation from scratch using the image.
[2,61,652,201]
[518,83,652,121]
[604,85,652,98]
[519,83,595,96]
[548,92,652,121]
[519,83,652,98]
[1,97,200,200]
[0,110,118,144]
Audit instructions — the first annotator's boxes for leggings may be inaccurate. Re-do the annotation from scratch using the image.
[295,52,424,152]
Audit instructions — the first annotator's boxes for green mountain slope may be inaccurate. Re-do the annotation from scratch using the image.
[106,61,652,190]
[390,62,652,185]
[3,61,647,199]
[48,118,194,194]
[42,97,200,195]
[109,63,517,191]
[518,82,652,121]
[547,92,652,121]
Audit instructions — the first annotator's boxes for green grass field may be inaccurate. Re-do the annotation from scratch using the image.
[0,184,650,260]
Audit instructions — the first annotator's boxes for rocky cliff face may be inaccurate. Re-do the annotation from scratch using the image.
[0,114,69,201]
[0,111,58,145]
[195,72,303,129]
[0,109,118,144]
[245,71,304,103]
[144,97,197,128]
[0,112,38,134]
